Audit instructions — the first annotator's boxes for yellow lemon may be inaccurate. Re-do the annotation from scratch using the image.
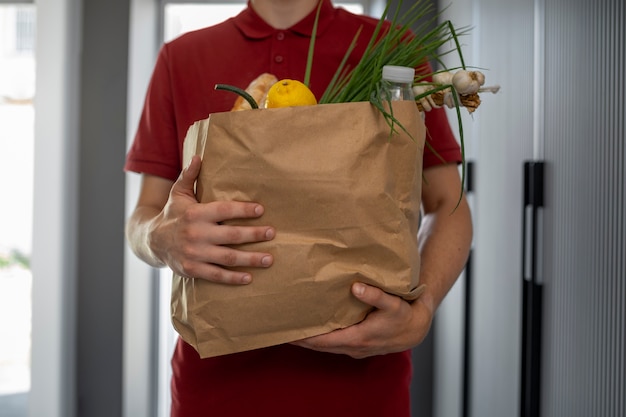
[264,79,317,108]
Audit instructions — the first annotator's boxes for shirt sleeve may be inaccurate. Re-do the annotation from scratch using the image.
[422,105,463,169]
[417,61,463,169]
[125,44,182,182]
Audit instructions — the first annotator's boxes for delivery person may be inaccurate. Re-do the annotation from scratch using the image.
[124,0,472,415]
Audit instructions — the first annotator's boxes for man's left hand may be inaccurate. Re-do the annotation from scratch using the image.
[291,282,433,359]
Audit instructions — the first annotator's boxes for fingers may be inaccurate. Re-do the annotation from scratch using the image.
[174,155,202,197]
[180,201,274,245]
[172,200,276,284]
[205,200,266,224]
[351,282,401,312]
[207,223,275,246]
[178,254,271,286]
[181,239,273,269]
[175,238,274,285]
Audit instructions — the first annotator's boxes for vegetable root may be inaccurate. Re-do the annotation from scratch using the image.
[413,70,499,114]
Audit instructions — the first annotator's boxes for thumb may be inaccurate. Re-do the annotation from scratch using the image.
[351,282,389,310]
[175,155,201,193]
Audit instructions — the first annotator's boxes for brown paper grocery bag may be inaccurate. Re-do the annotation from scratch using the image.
[172,100,426,358]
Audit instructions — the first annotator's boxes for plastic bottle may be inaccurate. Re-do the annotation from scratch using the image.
[380,65,415,101]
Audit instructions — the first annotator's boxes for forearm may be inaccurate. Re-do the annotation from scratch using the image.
[417,196,473,315]
[126,206,168,268]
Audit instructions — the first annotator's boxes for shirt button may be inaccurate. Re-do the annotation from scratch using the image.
[276,32,285,41]
[274,55,284,63]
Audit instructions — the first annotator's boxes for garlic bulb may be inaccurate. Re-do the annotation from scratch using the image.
[452,70,486,94]
[432,71,454,86]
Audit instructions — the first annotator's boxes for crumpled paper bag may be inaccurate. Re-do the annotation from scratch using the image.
[172,100,425,358]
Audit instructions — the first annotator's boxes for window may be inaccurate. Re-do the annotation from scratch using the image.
[14,7,34,52]
[0,3,36,417]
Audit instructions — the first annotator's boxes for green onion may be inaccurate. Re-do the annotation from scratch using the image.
[304,0,324,88]
[306,0,472,207]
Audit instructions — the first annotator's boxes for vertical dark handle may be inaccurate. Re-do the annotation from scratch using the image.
[462,161,474,417]
[521,161,544,417]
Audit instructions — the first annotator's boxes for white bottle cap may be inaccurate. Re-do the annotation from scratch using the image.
[382,65,415,83]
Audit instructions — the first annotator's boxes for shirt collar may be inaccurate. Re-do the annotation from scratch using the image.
[234,0,336,39]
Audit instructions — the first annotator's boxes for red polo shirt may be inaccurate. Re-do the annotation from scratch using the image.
[125,2,462,416]
[125,1,461,181]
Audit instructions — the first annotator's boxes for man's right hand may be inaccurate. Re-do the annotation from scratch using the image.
[126,155,275,285]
